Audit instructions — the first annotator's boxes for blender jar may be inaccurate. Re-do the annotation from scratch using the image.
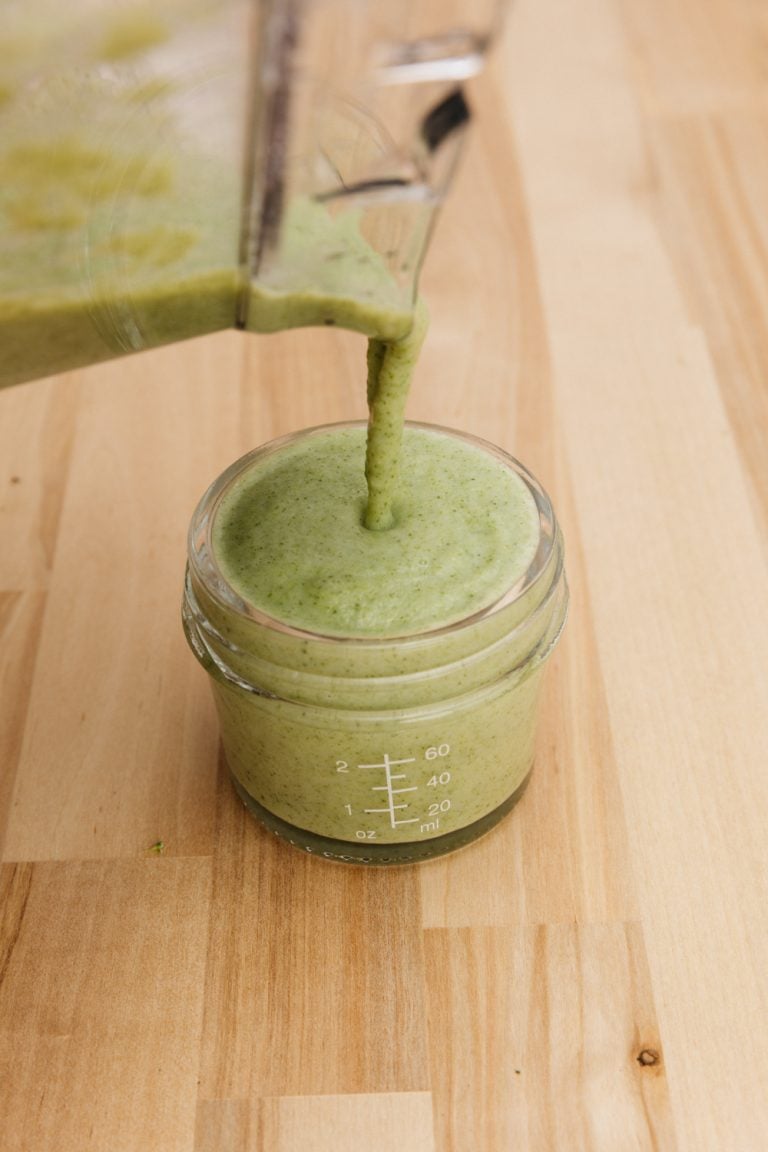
[0,0,507,388]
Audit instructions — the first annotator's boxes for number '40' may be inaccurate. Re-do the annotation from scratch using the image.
[427,771,451,787]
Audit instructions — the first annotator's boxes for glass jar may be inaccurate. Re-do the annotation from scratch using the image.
[183,422,568,864]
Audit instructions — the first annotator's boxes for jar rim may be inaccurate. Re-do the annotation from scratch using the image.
[187,420,558,649]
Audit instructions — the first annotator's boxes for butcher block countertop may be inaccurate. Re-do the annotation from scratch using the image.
[2,1,768,1148]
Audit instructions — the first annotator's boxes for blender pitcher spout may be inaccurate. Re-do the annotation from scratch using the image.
[240,0,494,340]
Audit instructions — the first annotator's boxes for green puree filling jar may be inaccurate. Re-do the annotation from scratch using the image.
[183,422,568,864]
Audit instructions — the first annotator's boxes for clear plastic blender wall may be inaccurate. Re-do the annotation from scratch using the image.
[0,0,505,388]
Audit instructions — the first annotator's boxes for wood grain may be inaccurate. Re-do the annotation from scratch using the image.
[2,336,243,862]
[636,110,768,546]
[0,859,211,1152]
[0,593,46,859]
[2,0,768,1148]
[502,2,768,1147]
[198,762,429,1099]
[195,1093,436,1152]
[424,923,676,1151]
[0,378,79,590]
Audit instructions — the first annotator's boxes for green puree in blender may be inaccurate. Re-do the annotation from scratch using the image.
[0,10,413,390]
[0,138,412,389]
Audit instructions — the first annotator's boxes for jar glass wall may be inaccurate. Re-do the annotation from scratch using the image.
[183,422,568,864]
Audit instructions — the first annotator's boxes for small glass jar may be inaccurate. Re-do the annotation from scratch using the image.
[183,422,568,864]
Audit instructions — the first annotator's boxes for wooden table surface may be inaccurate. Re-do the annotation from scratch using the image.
[2,1,768,1148]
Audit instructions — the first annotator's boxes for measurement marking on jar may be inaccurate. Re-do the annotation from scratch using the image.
[357,758,416,768]
[357,754,419,829]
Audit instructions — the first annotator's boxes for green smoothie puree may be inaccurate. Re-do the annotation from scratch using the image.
[213,425,539,637]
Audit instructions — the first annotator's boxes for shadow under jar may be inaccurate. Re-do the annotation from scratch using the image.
[183,422,568,864]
